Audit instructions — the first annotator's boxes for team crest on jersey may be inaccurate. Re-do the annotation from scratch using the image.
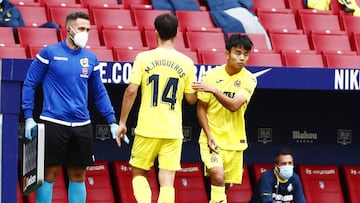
[234,80,241,88]
[287,183,294,192]
[210,156,218,163]
[80,58,89,67]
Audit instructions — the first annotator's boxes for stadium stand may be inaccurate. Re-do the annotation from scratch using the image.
[185,31,225,52]
[88,47,115,62]
[199,50,226,65]
[143,29,187,50]
[257,12,303,34]
[226,165,253,203]
[175,10,219,32]
[114,47,147,62]
[17,27,59,47]
[112,160,159,203]
[299,13,342,35]
[342,165,360,203]
[298,164,345,203]
[352,32,360,54]
[269,33,311,53]
[17,6,49,27]
[91,8,136,30]
[27,45,46,58]
[85,160,115,203]
[252,0,291,14]
[79,0,122,9]
[247,52,283,67]
[38,0,78,6]
[132,9,171,30]
[121,0,151,9]
[49,7,90,27]
[102,29,145,49]
[324,54,360,68]
[340,14,360,35]
[10,0,40,7]
[282,51,325,68]
[43,2,83,21]
[310,33,353,53]
[174,162,208,203]
[0,27,18,46]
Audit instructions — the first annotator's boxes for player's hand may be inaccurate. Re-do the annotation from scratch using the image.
[109,123,119,139]
[115,122,129,147]
[25,118,37,140]
[192,82,216,93]
[207,135,219,154]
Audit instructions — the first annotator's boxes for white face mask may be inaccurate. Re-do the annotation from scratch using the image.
[278,165,294,180]
[69,27,88,48]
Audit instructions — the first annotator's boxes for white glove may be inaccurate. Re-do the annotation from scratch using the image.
[109,123,119,139]
[25,118,37,140]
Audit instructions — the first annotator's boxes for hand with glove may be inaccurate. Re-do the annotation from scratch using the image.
[25,118,37,140]
[109,122,129,146]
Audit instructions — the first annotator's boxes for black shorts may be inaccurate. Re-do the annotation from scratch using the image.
[43,121,94,167]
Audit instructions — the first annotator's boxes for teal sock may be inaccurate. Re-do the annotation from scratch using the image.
[36,181,54,203]
[68,181,86,203]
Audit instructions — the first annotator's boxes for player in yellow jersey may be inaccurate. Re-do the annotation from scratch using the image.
[192,34,257,203]
[115,13,197,203]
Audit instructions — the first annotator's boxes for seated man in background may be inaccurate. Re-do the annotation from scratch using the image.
[250,149,306,203]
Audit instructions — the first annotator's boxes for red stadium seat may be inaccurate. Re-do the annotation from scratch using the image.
[252,0,291,14]
[89,47,115,62]
[27,45,47,58]
[342,165,360,203]
[247,52,283,67]
[185,31,225,52]
[297,164,345,203]
[18,180,23,203]
[17,6,48,27]
[10,0,40,7]
[114,47,148,62]
[176,10,217,32]
[352,32,360,54]
[92,9,136,30]
[251,163,273,185]
[324,54,360,68]
[310,33,352,53]
[38,0,77,6]
[199,50,226,65]
[174,162,208,203]
[299,13,342,35]
[181,50,199,65]
[133,9,171,30]
[285,0,305,13]
[102,29,145,49]
[44,2,83,21]
[17,27,59,47]
[341,15,360,35]
[143,29,186,50]
[257,12,303,34]
[24,167,68,203]
[227,165,253,203]
[282,51,325,68]
[0,46,28,59]
[121,0,151,9]
[0,27,18,46]
[79,0,121,8]
[85,160,115,203]
[112,160,159,203]
[49,7,89,27]
[269,33,311,52]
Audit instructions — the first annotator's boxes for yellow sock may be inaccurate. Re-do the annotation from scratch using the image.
[132,176,152,203]
[210,185,227,203]
[157,186,175,203]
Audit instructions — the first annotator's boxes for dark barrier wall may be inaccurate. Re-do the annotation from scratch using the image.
[2,59,360,202]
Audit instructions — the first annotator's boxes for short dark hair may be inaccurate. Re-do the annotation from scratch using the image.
[225,34,253,52]
[65,12,90,25]
[154,13,178,41]
[274,148,294,164]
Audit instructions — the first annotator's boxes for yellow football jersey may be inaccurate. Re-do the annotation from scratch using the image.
[198,65,257,150]
[129,47,196,139]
